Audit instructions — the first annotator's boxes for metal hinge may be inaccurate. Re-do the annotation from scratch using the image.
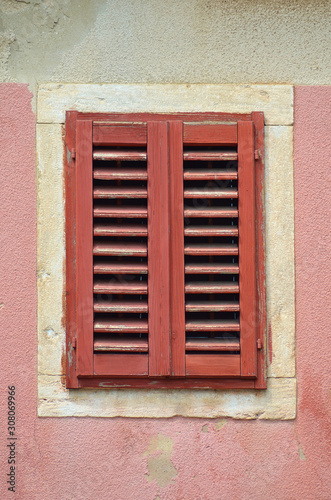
[254,149,260,160]
[72,337,77,349]
[71,148,76,159]
[257,338,262,350]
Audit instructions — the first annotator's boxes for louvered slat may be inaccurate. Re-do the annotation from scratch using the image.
[184,207,238,218]
[94,205,147,218]
[94,223,147,237]
[94,337,148,352]
[186,339,240,351]
[184,226,238,237]
[94,300,148,313]
[94,281,148,294]
[94,319,148,333]
[183,151,238,161]
[184,244,238,256]
[94,262,148,274]
[93,150,147,161]
[94,168,147,180]
[184,168,237,180]
[185,282,239,294]
[93,242,147,256]
[93,187,147,198]
[184,187,238,198]
[185,301,240,312]
[185,263,239,274]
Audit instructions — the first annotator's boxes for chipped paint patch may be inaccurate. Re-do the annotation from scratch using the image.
[298,443,307,461]
[144,434,178,488]
[215,419,227,430]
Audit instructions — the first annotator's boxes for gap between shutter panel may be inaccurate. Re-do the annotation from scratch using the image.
[92,135,149,376]
[183,129,241,377]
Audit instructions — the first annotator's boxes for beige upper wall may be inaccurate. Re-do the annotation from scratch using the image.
[1,0,330,92]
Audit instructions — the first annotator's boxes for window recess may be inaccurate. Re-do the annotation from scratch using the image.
[65,112,266,389]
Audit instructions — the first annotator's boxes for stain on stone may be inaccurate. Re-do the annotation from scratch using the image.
[144,434,178,488]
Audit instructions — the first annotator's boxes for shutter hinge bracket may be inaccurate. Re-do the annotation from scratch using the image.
[72,337,77,349]
[71,148,76,159]
[254,149,260,160]
[257,338,262,350]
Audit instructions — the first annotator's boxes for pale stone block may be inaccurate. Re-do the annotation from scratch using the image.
[38,376,296,420]
[37,84,293,125]
[265,127,295,378]
[37,124,66,376]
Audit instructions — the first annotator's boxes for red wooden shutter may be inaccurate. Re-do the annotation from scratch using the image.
[66,112,266,389]
[92,123,149,377]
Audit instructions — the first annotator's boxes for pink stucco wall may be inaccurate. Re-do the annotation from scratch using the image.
[0,84,330,499]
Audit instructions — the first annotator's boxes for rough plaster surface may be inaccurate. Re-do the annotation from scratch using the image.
[1,0,331,93]
[37,84,296,418]
[1,83,331,500]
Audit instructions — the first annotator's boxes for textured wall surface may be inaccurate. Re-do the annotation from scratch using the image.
[0,83,330,499]
[0,0,331,93]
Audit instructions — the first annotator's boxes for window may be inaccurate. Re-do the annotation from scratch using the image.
[65,111,266,390]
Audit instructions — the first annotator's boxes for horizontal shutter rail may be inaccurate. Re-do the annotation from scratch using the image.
[93,150,147,161]
[94,168,147,180]
[184,168,237,180]
[93,187,147,199]
[184,225,238,237]
[94,205,148,218]
[93,242,147,256]
[94,300,148,313]
[93,262,148,274]
[183,151,238,161]
[186,339,240,352]
[183,123,237,145]
[186,354,240,377]
[185,300,240,312]
[184,243,238,256]
[94,337,148,352]
[94,223,147,237]
[185,263,239,274]
[94,353,148,376]
[94,281,148,294]
[185,320,240,332]
[94,319,148,333]
[93,124,147,146]
[184,187,238,199]
[184,207,238,218]
[185,282,239,294]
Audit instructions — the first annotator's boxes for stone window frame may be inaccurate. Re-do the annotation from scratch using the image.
[37,84,295,419]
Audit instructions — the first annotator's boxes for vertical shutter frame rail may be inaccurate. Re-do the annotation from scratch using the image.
[65,111,266,389]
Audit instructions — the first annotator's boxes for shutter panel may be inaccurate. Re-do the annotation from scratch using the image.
[182,123,241,377]
[91,124,149,376]
[66,112,265,389]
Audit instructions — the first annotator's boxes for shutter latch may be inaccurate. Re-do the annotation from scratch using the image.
[257,338,262,350]
[72,337,77,349]
[71,148,76,159]
[254,149,261,160]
